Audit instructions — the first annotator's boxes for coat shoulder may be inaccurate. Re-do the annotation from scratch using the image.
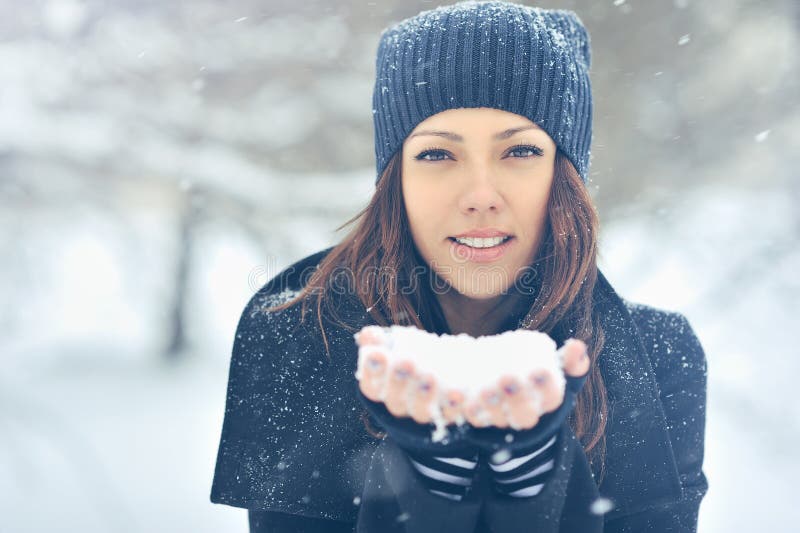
[254,246,334,300]
[621,299,689,330]
[620,299,707,377]
[211,245,371,522]
[237,246,336,335]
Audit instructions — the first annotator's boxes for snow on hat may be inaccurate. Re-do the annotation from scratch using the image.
[372,0,593,183]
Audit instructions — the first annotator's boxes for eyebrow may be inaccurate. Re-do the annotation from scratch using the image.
[406,125,542,142]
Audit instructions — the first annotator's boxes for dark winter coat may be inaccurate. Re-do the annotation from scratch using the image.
[210,247,708,532]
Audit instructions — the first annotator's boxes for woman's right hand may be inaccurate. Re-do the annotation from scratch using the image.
[356,329,590,431]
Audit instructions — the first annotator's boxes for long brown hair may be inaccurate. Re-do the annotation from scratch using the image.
[268,148,608,481]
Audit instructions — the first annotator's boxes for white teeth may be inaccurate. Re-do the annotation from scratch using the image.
[453,236,510,248]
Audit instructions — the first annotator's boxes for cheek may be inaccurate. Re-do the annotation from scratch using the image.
[408,214,442,255]
[530,199,550,227]
[403,177,445,227]
[514,185,552,240]
[402,180,436,248]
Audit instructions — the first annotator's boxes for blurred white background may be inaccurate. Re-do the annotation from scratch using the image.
[0,0,797,531]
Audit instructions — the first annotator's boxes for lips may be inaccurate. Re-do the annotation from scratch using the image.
[451,228,514,239]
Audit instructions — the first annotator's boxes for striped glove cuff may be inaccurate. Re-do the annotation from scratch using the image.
[403,433,558,502]
[488,434,558,498]
[404,449,480,501]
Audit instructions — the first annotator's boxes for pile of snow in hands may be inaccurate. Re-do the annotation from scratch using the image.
[354,325,566,441]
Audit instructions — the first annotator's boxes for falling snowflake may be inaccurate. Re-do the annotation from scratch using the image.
[590,496,614,515]
[491,448,511,463]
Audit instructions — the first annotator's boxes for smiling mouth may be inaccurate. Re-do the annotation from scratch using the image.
[448,235,514,248]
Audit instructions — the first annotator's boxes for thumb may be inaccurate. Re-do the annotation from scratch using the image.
[558,338,591,396]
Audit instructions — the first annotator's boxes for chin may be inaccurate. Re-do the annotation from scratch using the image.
[460,289,506,300]
[443,273,512,300]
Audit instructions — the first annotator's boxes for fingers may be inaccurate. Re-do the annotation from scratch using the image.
[499,376,540,430]
[358,351,388,402]
[480,389,508,428]
[561,338,590,377]
[496,340,591,426]
[355,326,386,347]
[463,372,560,430]
[384,361,415,417]
[529,368,564,414]
[463,386,506,428]
[463,398,492,428]
[440,390,465,424]
[409,373,437,424]
[360,353,439,424]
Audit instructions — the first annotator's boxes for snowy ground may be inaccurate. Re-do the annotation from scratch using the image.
[0,357,243,533]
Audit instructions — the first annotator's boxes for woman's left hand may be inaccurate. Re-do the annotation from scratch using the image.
[463,339,590,430]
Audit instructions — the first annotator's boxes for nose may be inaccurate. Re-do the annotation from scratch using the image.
[457,167,505,214]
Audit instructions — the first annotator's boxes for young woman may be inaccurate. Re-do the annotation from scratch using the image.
[210,2,708,532]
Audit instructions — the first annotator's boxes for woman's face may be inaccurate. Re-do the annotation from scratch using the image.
[401,107,556,300]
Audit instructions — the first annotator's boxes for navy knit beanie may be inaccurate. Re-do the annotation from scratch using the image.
[372,0,593,183]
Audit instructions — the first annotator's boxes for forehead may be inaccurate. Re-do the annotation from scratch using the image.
[413,107,539,129]
[406,107,547,143]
